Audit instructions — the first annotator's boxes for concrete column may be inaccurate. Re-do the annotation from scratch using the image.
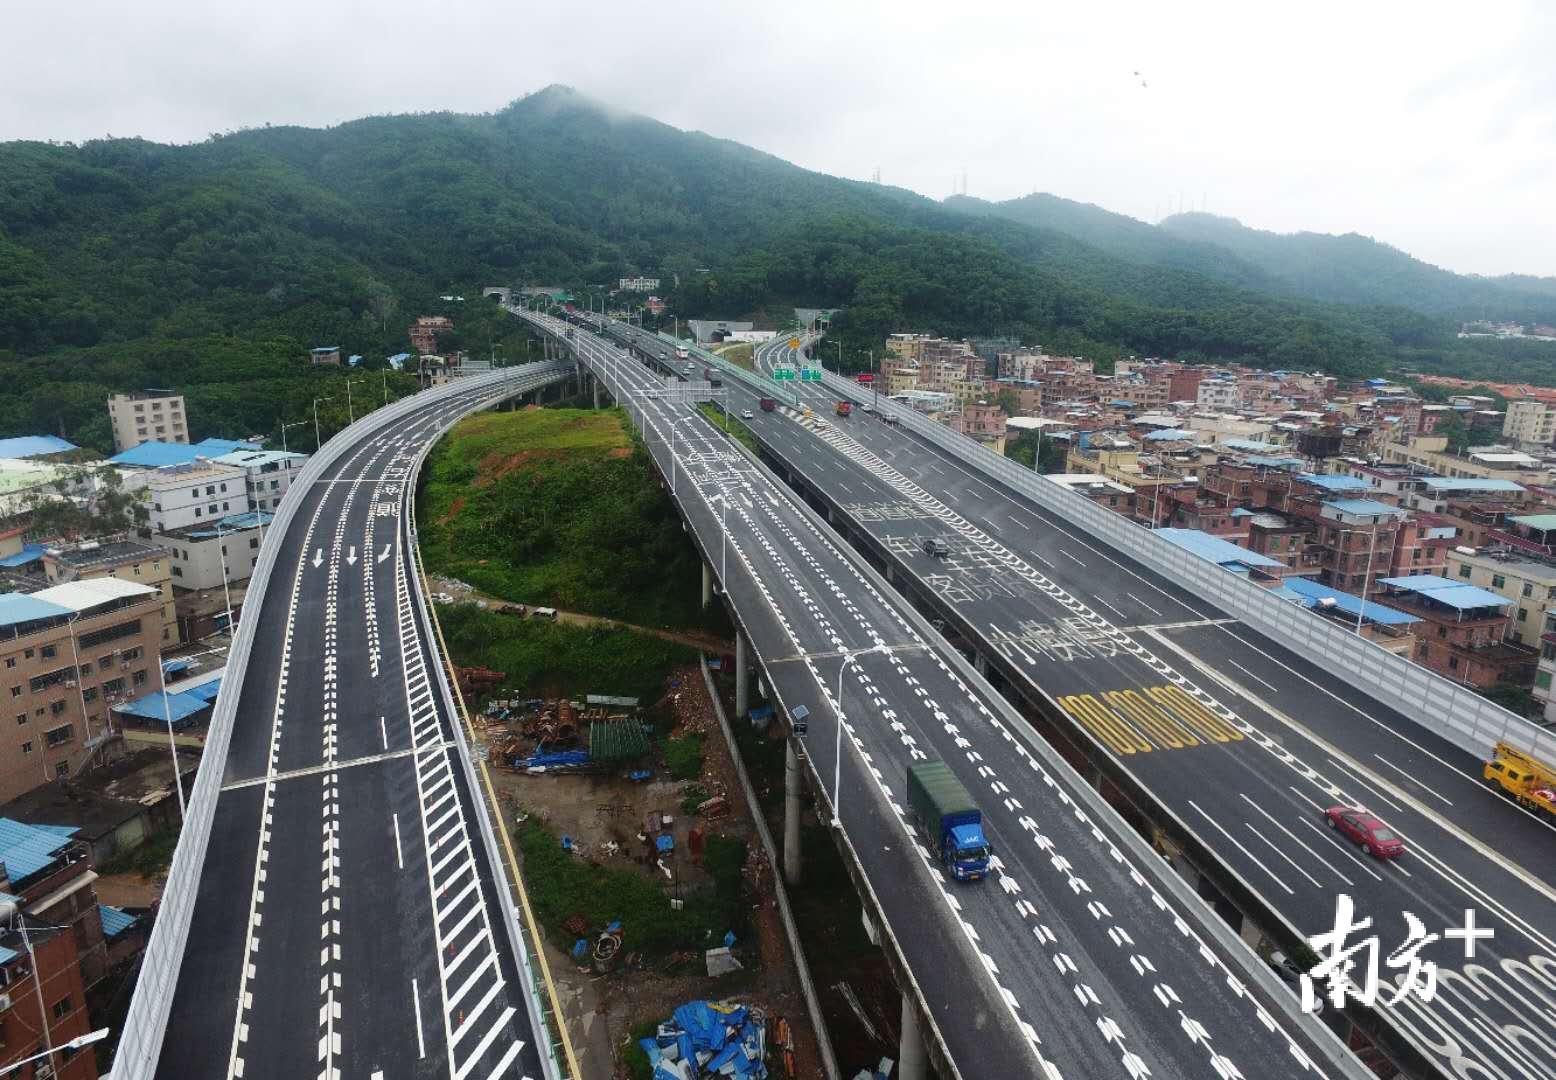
[973,653,989,676]
[898,992,928,1080]
[702,561,714,610]
[592,374,601,409]
[784,739,803,885]
[735,632,750,717]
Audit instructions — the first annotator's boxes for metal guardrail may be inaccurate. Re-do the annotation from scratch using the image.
[113,365,565,1080]
[821,369,1556,764]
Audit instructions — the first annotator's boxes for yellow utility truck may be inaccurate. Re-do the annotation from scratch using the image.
[1484,742,1556,817]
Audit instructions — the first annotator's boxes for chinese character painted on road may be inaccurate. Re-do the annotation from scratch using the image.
[1301,895,1476,1012]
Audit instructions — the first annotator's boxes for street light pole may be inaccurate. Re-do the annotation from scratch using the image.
[155,659,187,819]
[0,1029,108,1078]
[214,522,236,640]
[346,377,365,424]
[280,418,306,456]
[313,397,332,451]
[1356,521,1381,634]
[832,653,860,828]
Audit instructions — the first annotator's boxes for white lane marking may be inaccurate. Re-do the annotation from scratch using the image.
[966,485,986,499]
[1324,756,1407,816]
[1093,595,1127,620]
[1237,794,1355,887]
[413,979,426,1058]
[1224,658,1279,693]
[379,543,392,564]
[1244,821,1325,890]
[1188,799,1293,895]
[1373,753,1454,806]
[394,813,404,869]
[1060,549,1086,566]
[312,548,324,568]
[381,715,388,750]
[1126,593,1163,619]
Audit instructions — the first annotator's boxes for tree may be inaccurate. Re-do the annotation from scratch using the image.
[1435,412,1471,454]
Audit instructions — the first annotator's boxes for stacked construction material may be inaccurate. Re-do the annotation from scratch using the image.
[639,1000,768,1079]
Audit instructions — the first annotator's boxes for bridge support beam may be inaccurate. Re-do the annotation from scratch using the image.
[702,562,714,610]
[899,992,928,1080]
[784,738,803,885]
[592,374,601,409]
[735,632,750,717]
[973,653,989,677]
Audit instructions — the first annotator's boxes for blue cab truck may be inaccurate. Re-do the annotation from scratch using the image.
[907,760,992,881]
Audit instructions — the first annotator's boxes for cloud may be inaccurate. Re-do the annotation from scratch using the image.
[8,0,1553,276]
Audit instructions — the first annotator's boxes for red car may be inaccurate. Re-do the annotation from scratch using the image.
[1323,806,1405,858]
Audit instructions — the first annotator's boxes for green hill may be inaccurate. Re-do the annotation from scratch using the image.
[4,82,1556,438]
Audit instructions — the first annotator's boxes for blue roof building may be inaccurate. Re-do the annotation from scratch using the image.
[0,436,78,460]
[1296,473,1374,494]
[1156,528,1288,580]
[0,594,72,641]
[0,818,80,885]
[111,436,262,468]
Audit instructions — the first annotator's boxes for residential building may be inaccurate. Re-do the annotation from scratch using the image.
[1502,398,1556,450]
[1048,474,1137,516]
[1388,513,1456,581]
[880,357,920,397]
[947,401,1007,453]
[42,540,179,648]
[308,346,342,366]
[210,449,307,514]
[1156,528,1290,586]
[0,579,163,802]
[408,317,453,356]
[1312,499,1403,598]
[0,458,95,520]
[884,334,929,362]
[124,461,246,533]
[1196,378,1241,411]
[1375,575,1536,688]
[0,911,97,1080]
[1277,577,1420,656]
[617,276,660,292]
[1444,548,1556,646]
[108,437,259,471]
[1539,609,1556,719]
[107,391,187,454]
[1382,435,1554,485]
[1246,512,1322,576]
[151,510,272,594]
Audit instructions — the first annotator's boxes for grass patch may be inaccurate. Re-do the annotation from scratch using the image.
[419,407,722,631]
[516,817,743,956]
[697,403,760,454]
[664,734,704,781]
[97,827,180,877]
[437,605,695,702]
[623,1019,659,1080]
[713,342,754,369]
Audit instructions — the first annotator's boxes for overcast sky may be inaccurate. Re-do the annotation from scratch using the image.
[10,1,1554,277]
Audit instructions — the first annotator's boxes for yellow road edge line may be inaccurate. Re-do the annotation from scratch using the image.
[413,539,584,1080]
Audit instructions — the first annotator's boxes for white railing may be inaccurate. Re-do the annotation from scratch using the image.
[821,370,1556,764]
[113,364,566,1080]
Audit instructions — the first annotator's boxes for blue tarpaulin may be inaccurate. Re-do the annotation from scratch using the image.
[516,750,589,770]
[112,689,210,726]
[99,904,138,937]
[643,1001,767,1079]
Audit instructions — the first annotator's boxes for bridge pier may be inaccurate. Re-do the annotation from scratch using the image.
[783,738,803,885]
[735,632,750,717]
[702,562,714,610]
[592,374,601,409]
[898,991,928,1080]
[973,653,988,677]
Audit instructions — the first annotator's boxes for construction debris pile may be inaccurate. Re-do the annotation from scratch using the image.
[639,1000,782,1080]
[472,694,649,774]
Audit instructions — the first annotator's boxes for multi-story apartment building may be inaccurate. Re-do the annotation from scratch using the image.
[107,390,186,453]
[42,539,179,647]
[408,316,453,356]
[1539,609,1556,718]
[1375,575,1535,688]
[210,448,307,514]
[0,580,162,802]
[1388,512,1456,580]
[1311,499,1402,597]
[1503,398,1556,450]
[1444,548,1556,646]
[1382,435,1554,485]
[1048,474,1137,515]
[1196,377,1241,411]
[879,357,919,396]
[884,333,929,362]
[124,461,247,533]
[948,401,1007,453]
[151,510,270,593]
[0,910,97,1079]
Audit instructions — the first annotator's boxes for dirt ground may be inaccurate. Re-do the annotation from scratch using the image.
[474,664,823,1079]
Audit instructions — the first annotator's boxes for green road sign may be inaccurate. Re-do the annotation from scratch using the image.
[800,368,822,382]
[773,367,796,381]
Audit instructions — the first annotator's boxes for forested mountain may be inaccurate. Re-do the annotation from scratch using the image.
[3,83,1555,452]
[1159,212,1556,324]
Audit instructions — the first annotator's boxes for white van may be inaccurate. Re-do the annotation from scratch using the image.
[531,607,559,621]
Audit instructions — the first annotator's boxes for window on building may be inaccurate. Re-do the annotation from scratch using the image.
[220,482,228,492]
[54,762,67,779]
[1493,574,1506,589]
[98,657,113,672]
[194,508,201,518]
[1524,582,1535,598]
[44,724,73,747]
[1538,671,1553,691]
[1449,656,1460,670]
[9,686,20,699]
[132,669,147,687]
[172,566,182,578]
[1437,626,1448,638]
[20,741,32,754]
[249,538,259,550]
[82,687,97,703]
[133,564,141,575]
[3,658,11,669]
[49,701,65,716]
[1519,608,1529,622]
[14,714,24,726]
[205,486,214,496]
[23,649,32,659]
[1458,564,1472,578]
[102,678,125,695]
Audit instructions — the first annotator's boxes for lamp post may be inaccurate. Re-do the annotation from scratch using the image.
[345,377,366,424]
[312,397,332,451]
[155,658,187,819]
[1355,520,1382,634]
[0,1029,108,1078]
[830,644,888,828]
[213,520,238,640]
[0,901,108,1078]
[279,418,307,455]
[382,368,391,406]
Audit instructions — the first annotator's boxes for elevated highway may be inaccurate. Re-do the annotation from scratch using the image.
[115,365,571,1080]
[519,308,1367,1080]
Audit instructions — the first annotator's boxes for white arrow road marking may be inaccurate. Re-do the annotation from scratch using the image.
[312,548,324,568]
[378,543,392,564]
[346,546,357,566]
